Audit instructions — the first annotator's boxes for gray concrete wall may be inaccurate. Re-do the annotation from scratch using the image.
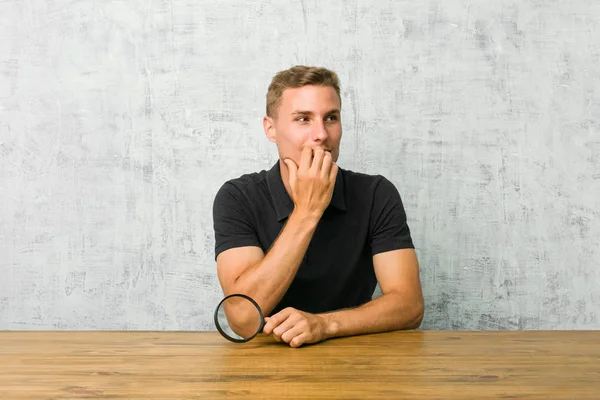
[1,0,598,331]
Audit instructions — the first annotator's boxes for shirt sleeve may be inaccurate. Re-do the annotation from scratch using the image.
[212,182,261,260]
[369,176,415,255]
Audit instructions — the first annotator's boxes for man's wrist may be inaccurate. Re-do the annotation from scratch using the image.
[321,313,340,339]
[289,208,322,227]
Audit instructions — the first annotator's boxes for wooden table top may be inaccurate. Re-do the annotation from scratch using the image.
[1,330,598,399]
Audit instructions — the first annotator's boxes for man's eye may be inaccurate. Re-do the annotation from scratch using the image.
[326,115,338,121]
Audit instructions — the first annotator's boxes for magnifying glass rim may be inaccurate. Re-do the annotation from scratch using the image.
[214,293,265,343]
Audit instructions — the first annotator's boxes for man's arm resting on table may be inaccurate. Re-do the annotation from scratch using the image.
[321,248,424,338]
[216,209,320,317]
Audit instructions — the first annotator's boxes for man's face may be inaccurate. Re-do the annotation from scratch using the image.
[264,85,342,165]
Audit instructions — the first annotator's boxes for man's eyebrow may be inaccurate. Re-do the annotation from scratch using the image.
[291,109,340,115]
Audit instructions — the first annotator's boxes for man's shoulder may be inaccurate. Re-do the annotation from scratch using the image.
[222,169,268,189]
[214,167,269,202]
[342,167,385,182]
[341,167,397,194]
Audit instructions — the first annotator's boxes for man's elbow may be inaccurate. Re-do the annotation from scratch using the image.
[386,291,425,330]
[409,301,424,329]
[403,296,424,330]
[227,313,262,338]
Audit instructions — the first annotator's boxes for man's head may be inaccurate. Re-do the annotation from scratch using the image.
[263,65,342,164]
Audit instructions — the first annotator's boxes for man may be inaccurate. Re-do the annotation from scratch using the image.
[212,65,424,348]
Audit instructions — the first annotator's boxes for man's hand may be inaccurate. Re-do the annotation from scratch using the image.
[283,147,338,219]
[263,307,332,348]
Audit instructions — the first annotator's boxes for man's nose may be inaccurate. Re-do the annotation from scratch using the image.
[311,120,328,142]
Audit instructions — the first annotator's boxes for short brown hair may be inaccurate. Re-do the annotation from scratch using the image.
[266,65,341,117]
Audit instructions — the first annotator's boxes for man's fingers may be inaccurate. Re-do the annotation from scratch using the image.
[310,147,325,173]
[280,325,304,344]
[299,146,313,172]
[320,151,333,179]
[290,332,309,348]
[329,162,338,183]
[263,316,281,335]
[272,314,298,339]
[262,308,292,335]
[283,159,298,180]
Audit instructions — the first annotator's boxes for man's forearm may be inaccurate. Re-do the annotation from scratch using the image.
[320,292,424,339]
[233,210,320,316]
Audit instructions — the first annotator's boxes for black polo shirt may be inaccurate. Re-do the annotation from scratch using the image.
[212,161,414,316]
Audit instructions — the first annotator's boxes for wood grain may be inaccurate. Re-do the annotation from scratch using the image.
[0,330,598,399]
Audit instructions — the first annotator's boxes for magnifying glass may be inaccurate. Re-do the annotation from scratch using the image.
[214,294,265,343]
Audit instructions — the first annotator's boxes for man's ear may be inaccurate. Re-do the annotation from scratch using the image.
[263,116,276,143]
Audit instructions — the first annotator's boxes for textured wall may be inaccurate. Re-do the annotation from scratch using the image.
[1,0,599,331]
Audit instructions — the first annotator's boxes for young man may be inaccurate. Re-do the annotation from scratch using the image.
[212,65,424,347]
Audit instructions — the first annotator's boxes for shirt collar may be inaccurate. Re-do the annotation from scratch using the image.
[266,160,347,221]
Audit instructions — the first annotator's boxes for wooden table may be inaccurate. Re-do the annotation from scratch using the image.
[1,330,598,399]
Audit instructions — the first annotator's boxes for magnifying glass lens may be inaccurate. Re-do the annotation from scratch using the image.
[215,294,263,343]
